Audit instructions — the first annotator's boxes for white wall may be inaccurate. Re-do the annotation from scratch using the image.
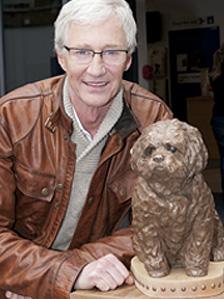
[143,0,224,101]
[146,0,224,44]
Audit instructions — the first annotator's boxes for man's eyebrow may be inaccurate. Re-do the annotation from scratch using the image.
[70,44,124,49]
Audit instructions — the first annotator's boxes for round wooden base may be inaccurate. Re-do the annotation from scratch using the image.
[131,256,224,298]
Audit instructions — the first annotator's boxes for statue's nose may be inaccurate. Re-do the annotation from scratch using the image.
[153,154,164,163]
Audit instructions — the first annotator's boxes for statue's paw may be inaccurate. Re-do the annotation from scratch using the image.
[147,267,170,278]
[185,267,207,277]
[213,249,224,261]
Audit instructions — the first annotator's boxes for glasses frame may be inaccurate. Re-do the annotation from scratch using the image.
[63,45,129,65]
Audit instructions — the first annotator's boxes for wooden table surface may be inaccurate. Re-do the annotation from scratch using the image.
[70,285,224,299]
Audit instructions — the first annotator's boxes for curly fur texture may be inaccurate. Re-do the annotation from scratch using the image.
[130,119,224,278]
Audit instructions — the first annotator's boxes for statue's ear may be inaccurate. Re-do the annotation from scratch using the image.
[130,141,139,173]
[185,125,208,179]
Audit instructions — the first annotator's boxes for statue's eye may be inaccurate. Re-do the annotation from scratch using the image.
[143,145,155,156]
[165,143,177,153]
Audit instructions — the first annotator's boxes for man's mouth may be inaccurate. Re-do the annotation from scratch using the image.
[83,81,108,87]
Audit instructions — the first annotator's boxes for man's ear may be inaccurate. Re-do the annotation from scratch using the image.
[56,51,67,72]
[125,55,132,71]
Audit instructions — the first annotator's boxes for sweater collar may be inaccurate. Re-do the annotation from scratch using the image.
[46,75,138,139]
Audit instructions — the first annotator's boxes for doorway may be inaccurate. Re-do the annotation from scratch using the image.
[169,26,220,120]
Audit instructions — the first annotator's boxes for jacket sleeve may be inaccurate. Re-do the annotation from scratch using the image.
[0,120,135,299]
[0,122,88,299]
[78,227,134,267]
[0,213,133,299]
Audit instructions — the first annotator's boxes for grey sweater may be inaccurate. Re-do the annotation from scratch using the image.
[52,78,123,250]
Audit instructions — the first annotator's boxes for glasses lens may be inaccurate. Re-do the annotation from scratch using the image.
[66,47,128,65]
[103,50,127,65]
[69,49,92,64]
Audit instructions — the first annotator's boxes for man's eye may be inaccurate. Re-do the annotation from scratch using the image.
[143,145,155,157]
[104,50,118,56]
[166,143,177,153]
[75,49,91,56]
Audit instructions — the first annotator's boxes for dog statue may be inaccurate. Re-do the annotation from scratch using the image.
[130,118,224,278]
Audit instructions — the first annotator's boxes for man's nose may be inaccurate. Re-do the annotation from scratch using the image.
[86,54,106,76]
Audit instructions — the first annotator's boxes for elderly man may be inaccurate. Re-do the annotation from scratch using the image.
[0,1,172,299]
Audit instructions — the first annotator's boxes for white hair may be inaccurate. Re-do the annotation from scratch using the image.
[54,0,137,54]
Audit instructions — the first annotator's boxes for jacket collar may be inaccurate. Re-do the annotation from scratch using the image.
[45,75,139,138]
[113,101,138,139]
[44,76,73,135]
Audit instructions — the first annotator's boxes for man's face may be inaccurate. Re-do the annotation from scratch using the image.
[57,16,132,109]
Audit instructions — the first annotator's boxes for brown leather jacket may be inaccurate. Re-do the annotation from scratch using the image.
[0,75,172,299]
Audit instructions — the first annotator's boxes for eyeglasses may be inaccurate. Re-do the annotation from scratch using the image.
[64,45,129,65]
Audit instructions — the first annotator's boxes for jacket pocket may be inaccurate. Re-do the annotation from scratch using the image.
[108,169,137,204]
[15,163,55,202]
[14,163,56,239]
[105,169,137,232]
